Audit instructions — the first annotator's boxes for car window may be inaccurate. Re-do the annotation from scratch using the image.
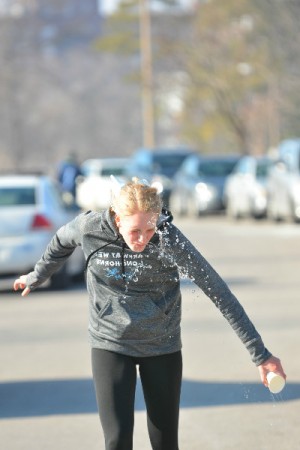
[152,154,190,176]
[0,187,36,206]
[279,140,300,172]
[256,161,271,178]
[198,160,238,177]
[134,151,151,170]
[45,182,66,209]
[233,158,251,175]
[179,156,199,177]
[101,167,125,177]
[81,165,98,176]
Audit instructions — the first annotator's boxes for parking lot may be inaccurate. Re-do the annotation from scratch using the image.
[0,215,299,449]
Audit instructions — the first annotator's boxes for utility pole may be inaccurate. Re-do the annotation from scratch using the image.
[139,0,155,148]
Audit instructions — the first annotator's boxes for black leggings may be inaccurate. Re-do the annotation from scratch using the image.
[91,349,182,450]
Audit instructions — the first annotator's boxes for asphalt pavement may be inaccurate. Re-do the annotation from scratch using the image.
[1,216,299,449]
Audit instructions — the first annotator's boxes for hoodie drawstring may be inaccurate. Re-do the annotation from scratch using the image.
[85,237,119,274]
[85,236,127,284]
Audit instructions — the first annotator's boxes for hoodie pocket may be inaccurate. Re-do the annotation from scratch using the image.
[92,295,180,342]
[90,298,112,331]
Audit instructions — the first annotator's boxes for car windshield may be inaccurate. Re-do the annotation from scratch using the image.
[153,154,189,177]
[198,160,237,177]
[0,187,36,206]
[256,161,271,178]
[101,167,125,177]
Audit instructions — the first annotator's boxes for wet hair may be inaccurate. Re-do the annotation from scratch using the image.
[111,177,162,216]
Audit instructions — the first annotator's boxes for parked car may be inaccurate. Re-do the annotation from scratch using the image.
[0,173,84,291]
[224,155,273,220]
[76,157,129,211]
[267,139,300,223]
[125,147,196,208]
[169,154,240,217]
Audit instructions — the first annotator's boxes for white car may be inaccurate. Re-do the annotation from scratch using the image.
[0,174,84,291]
[267,139,300,223]
[224,156,272,220]
[76,157,129,211]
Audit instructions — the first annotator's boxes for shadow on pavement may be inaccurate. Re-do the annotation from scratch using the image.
[1,377,299,419]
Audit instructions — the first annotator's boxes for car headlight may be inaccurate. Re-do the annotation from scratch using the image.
[151,175,173,193]
[151,180,164,194]
[195,182,215,201]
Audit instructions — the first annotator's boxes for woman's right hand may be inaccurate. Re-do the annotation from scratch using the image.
[13,275,31,297]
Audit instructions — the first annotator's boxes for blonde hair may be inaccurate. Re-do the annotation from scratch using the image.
[111,177,162,216]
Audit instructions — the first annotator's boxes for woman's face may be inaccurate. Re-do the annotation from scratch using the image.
[115,211,158,252]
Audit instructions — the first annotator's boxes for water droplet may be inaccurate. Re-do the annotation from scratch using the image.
[244,389,249,400]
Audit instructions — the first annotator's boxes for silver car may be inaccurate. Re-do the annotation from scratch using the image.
[76,157,129,211]
[170,154,240,217]
[0,173,84,291]
[224,155,272,220]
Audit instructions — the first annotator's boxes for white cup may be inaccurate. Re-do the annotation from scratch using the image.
[267,372,286,394]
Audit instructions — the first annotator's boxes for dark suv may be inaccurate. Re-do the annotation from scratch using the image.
[125,147,196,207]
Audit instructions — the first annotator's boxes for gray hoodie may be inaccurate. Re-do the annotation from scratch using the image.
[26,208,271,366]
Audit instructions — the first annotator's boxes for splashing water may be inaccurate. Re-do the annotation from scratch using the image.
[157,229,167,257]
[269,390,286,404]
[121,278,129,303]
[156,227,199,284]
[243,387,250,400]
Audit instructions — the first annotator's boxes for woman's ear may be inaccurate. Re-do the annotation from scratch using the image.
[115,214,121,228]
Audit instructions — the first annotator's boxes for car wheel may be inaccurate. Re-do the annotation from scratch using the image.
[290,200,300,224]
[267,200,282,222]
[252,212,265,220]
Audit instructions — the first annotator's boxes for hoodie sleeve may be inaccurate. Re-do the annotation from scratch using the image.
[165,223,272,366]
[25,212,87,290]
